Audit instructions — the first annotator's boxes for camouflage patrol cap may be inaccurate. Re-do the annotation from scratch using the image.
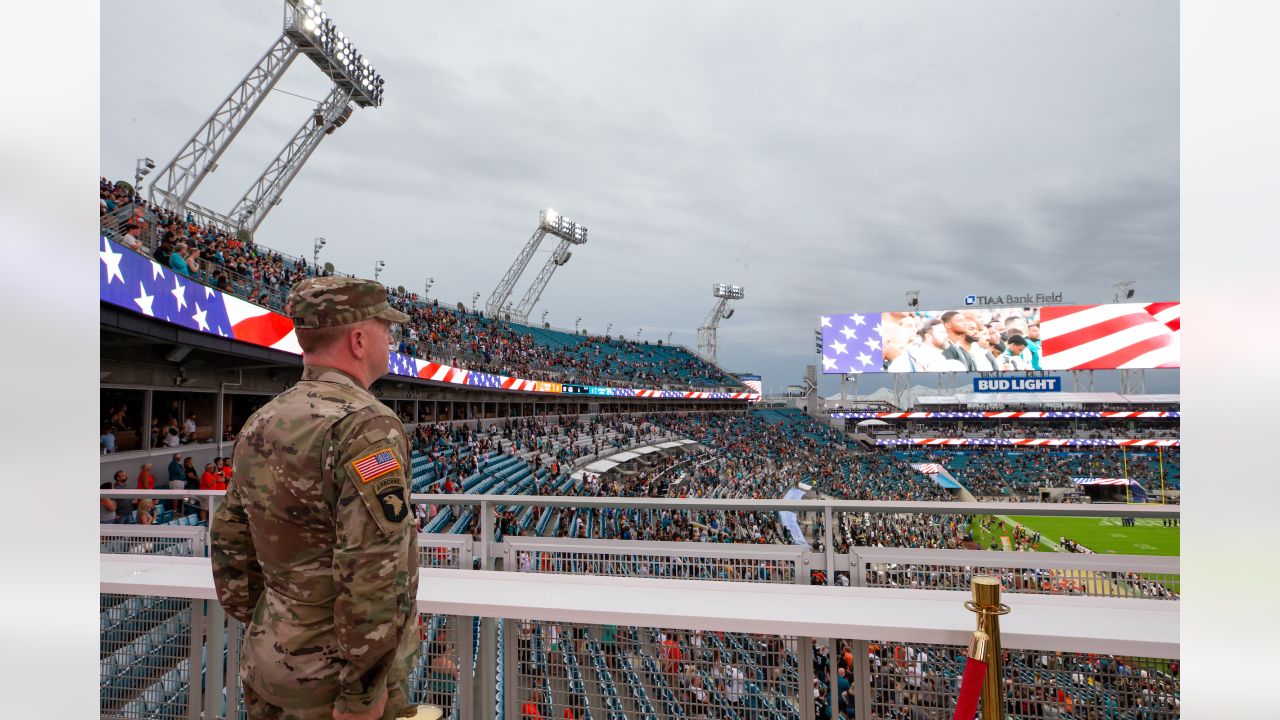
[288,276,410,329]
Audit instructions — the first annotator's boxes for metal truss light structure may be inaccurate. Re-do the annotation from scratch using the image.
[228,86,355,233]
[486,209,590,324]
[148,0,383,234]
[697,284,744,364]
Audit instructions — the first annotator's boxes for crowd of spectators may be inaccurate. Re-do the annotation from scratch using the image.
[100,404,1179,716]
[890,446,1181,499]
[881,418,1180,441]
[101,178,740,389]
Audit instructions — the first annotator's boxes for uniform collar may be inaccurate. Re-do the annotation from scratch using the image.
[300,365,369,392]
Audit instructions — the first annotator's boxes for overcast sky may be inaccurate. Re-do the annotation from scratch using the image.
[101,1,1178,395]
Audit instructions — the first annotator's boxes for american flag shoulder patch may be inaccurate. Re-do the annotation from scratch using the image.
[351,448,402,484]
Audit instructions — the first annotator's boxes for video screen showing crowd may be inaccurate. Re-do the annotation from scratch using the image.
[882,308,1042,373]
[823,301,1180,373]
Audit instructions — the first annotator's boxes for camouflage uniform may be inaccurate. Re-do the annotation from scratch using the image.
[212,277,417,720]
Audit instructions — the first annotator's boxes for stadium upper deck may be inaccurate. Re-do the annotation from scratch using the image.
[100,178,744,392]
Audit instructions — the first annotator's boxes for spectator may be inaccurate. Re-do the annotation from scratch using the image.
[112,471,135,523]
[136,497,156,525]
[182,413,198,443]
[163,426,181,448]
[137,462,156,491]
[100,482,117,523]
[167,453,185,512]
[100,423,116,454]
[182,457,200,516]
[520,688,545,719]
[199,462,224,491]
[219,456,234,483]
[199,462,224,521]
[182,457,200,491]
[169,242,190,276]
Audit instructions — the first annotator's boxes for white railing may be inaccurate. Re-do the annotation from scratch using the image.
[101,553,1178,720]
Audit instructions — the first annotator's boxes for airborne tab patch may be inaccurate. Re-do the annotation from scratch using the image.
[351,448,401,483]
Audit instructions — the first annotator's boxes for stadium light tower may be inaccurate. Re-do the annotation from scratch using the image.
[697,284,744,365]
[134,157,155,191]
[313,237,326,268]
[148,0,384,232]
[487,209,589,323]
[374,260,385,282]
[424,277,435,298]
[606,322,613,336]
[575,317,582,334]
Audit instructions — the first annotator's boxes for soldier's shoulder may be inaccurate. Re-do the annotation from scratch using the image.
[333,402,405,452]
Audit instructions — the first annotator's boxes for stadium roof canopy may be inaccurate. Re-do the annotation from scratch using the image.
[583,460,619,473]
[915,392,1180,406]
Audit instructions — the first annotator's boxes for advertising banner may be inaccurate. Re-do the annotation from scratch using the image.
[972,377,1062,393]
[820,302,1178,374]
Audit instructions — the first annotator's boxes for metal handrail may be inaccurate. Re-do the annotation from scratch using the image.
[101,489,1181,519]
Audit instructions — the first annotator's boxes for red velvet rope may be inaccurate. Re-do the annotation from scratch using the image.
[951,655,987,720]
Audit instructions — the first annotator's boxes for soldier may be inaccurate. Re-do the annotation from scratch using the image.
[212,276,419,720]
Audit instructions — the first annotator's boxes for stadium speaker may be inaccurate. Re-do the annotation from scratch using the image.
[165,346,193,363]
[723,308,735,320]
[1126,289,1135,299]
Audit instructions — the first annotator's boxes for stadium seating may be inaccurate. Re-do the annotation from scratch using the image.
[100,180,744,392]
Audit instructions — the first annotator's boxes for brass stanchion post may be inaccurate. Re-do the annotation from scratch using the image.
[966,576,1010,720]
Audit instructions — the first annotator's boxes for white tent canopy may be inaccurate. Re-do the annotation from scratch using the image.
[584,460,619,474]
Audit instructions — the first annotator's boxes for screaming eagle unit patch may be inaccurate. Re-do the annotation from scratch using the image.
[350,449,409,524]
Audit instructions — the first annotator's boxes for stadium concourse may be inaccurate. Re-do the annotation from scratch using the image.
[99,181,1180,719]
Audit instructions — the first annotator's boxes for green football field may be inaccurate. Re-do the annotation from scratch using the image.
[971,513,1179,556]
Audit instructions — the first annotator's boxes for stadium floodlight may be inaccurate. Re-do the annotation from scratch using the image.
[134,157,155,190]
[575,317,582,333]
[283,0,383,108]
[471,292,481,313]
[489,208,592,323]
[606,322,613,335]
[667,332,673,344]
[538,209,589,244]
[700,283,744,364]
[313,237,326,268]
[906,290,920,308]
[424,277,435,298]
[374,260,386,282]
[1113,280,1136,303]
[713,284,745,300]
[637,328,644,340]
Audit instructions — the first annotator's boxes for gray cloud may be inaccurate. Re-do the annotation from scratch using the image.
[103,1,1177,395]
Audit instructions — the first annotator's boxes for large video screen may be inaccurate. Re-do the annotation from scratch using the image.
[820,302,1179,374]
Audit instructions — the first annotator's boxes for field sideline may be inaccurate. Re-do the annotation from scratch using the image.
[970,512,1180,556]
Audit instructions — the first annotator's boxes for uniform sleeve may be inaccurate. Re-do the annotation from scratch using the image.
[332,412,415,716]
[210,478,264,625]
